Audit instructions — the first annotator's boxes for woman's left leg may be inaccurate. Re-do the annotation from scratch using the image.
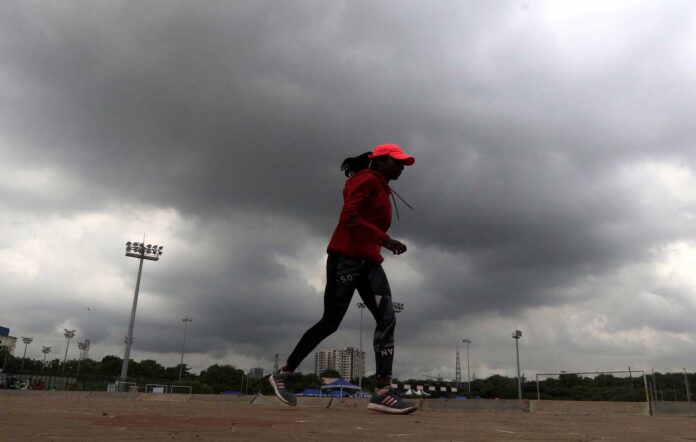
[357,264,417,414]
[356,263,395,384]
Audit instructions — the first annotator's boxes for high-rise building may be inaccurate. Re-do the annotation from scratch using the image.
[314,349,333,376]
[314,347,365,379]
[248,367,264,378]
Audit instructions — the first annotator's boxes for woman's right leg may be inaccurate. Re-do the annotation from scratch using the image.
[285,254,361,371]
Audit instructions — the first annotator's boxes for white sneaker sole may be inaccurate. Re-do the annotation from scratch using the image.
[367,402,417,414]
[268,374,297,407]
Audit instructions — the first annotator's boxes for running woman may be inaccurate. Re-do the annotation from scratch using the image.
[269,143,417,414]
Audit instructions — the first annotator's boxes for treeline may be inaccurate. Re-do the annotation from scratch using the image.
[2,352,694,400]
[398,372,696,401]
[1,353,266,394]
[0,353,333,394]
[532,372,695,402]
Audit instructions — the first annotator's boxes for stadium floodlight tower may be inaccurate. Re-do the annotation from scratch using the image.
[462,338,472,394]
[76,340,90,377]
[62,329,76,375]
[120,241,164,381]
[41,346,51,376]
[20,337,33,373]
[513,330,522,399]
[179,315,193,380]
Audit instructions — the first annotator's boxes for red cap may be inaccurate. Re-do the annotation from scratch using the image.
[369,144,415,165]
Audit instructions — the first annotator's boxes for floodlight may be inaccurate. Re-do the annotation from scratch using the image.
[512,329,522,399]
[121,239,164,380]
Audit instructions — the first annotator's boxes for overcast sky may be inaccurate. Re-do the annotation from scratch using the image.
[3,0,696,382]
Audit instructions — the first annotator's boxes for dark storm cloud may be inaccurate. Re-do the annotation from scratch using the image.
[4,1,696,373]
[1,1,511,218]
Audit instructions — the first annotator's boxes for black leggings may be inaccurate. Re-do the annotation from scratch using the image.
[286,253,396,377]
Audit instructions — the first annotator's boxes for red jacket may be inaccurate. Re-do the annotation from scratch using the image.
[327,169,392,264]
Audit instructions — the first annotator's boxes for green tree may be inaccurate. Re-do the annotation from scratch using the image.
[354,374,376,393]
[293,373,322,392]
[320,369,341,378]
[477,374,517,399]
[198,364,244,393]
[98,356,123,376]
[130,359,166,379]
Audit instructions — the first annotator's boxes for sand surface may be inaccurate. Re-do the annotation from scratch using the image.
[1,393,695,441]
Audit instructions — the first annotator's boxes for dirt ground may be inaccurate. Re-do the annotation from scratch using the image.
[1,394,695,441]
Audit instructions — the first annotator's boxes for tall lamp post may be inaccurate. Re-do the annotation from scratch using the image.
[513,330,522,399]
[355,302,404,391]
[62,329,76,375]
[41,346,51,376]
[392,303,404,386]
[179,315,193,380]
[20,337,33,374]
[241,373,248,395]
[76,340,90,378]
[356,303,366,390]
[462,338,471,394]
[684,368,691,403]
[120,241,164,381]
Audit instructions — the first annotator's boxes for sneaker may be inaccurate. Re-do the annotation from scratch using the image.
[367,388,417,414]
[268,371,297,406]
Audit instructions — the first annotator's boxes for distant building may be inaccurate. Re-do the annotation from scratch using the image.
[315,350,331,375]
[0,326,17,355]
[248,367,264,378]
[314,347,364,379]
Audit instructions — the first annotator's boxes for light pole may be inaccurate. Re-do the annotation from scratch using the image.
[392,302,404,386]
[179,315,193,380]
[62,329,76,375]
[76,340,90,378]
[41,346,51,376]
[463,339,471,394]
[513,330,522,399]
[20,337,33,374]
[684,368,691,403]
[241,373,248,395]
[652,368,657,402]
[355,302,404,391]
[356,303,366,390]
[120,241,164,381]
